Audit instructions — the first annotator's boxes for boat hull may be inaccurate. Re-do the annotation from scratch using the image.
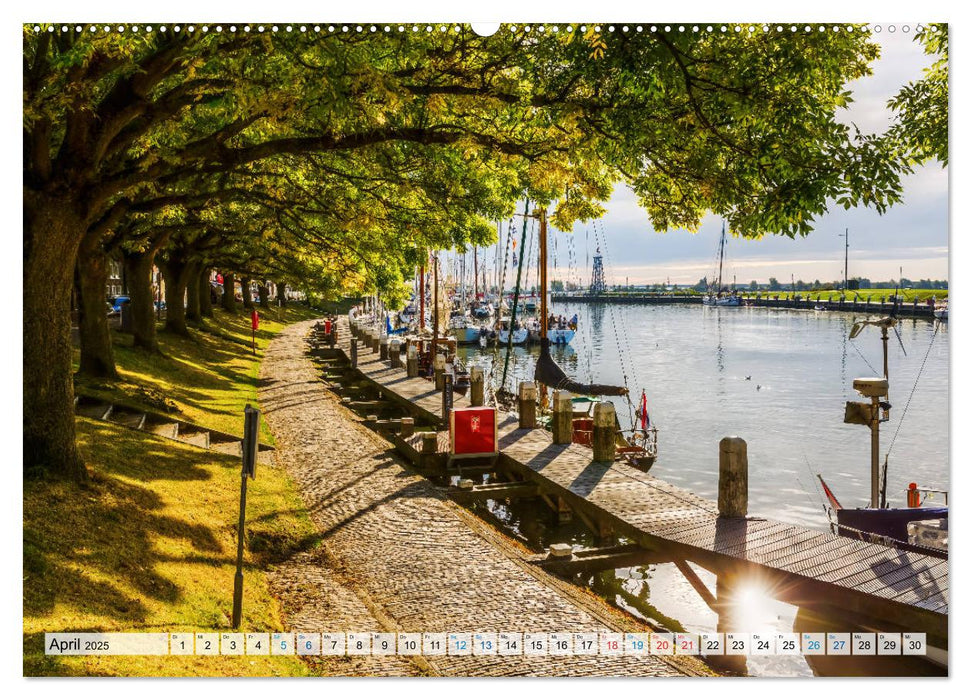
[498,328,528,345]
[703,296,741,307]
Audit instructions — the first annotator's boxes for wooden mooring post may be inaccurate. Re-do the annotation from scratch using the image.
[718,436,748,518]
[389,339,402,368]
[371,335,381,353]
[350,338,358,368]
[400,416,415,438]
[469,366,484,407]
[592,402,615,461]
[379,338,389,361]
[551,390,573,444]
[433,355,446,390]
[518,382,537,429]
[406,345,419,378]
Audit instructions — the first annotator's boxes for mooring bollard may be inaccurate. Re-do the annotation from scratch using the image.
[551,390,573,444]
[350,338,358,368]
[371,335,381,354]
[389,339,402,368]
[400,416,415,438]
[442,372,454,423]
[433,354,446,391]
[406,345,419,378]
[592,401,616,462]
[518,381,537,429]
[420,431,438,454]
[718,436,748,518]
[379,338,389,361]
[469,366,484,407]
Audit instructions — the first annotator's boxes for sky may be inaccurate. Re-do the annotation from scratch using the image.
[531,27,949,287]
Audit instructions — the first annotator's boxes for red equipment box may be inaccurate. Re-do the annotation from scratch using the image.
[449,407,498,457]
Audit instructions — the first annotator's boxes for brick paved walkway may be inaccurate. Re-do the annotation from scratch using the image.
[259,320,704,677]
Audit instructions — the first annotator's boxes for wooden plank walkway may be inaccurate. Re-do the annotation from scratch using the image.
[328,315,947,645]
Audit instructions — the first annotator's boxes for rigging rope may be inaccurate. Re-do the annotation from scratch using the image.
[885,322,940,462]
[499,201,530,393]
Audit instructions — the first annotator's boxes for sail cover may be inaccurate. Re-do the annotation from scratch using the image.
[534,338,628,396]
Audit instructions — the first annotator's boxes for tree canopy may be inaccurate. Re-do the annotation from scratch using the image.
[23,22,928,479]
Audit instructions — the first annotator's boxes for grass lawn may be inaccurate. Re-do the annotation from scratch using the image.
[25,305,322,676]
[740,288,948,303]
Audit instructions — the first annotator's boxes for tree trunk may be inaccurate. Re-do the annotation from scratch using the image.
[123,249,159,352]
[276,280,287,307]
[199,268,214,318]
[221,272,238,313]
[23,199,86,480]
[76,235,118,379]
[185,262,203,325]
[241,276,254,309]
[258,282,270,310]
[161,258,191,337]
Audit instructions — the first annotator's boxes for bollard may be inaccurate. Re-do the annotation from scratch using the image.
[518,382,537,429]
[379,338,389,361]
[433,354,446,390]
[350,338,358,368]
[406,345,419,378]
[400,416,415,438]
[390,339,402,368]
[551,390,573,444]
[371,335,381,354]
[442,373,454,423]
[469,366,484,407]
[718,436,748,518]
[420,431,439,454]
[592,401,616,462]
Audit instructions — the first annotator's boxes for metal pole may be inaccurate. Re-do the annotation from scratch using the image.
[232,472,248,628]
[845,228,849,291]
[870,397,880,509]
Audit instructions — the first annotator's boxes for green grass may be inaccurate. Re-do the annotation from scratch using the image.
[740,288,947,303]
[75,306,317,443]
[25,305,321,676]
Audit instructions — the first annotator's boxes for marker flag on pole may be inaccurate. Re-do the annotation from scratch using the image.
[640,390,649,430]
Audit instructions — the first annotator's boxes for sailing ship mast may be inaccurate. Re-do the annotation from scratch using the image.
[716,221,726,293]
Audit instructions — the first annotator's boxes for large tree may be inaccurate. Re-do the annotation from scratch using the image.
[24,24,908,480]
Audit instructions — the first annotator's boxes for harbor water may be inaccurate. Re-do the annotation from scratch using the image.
[455,302,949,676]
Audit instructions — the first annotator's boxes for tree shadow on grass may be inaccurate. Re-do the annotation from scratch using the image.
[24,422,225,624]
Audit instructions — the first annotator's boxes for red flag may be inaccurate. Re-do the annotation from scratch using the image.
[640,390,648,430]
[251,310,260,330]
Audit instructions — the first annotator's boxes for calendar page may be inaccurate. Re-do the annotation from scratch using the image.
[20,2,950,689]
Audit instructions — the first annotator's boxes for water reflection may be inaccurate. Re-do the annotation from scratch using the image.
[451,303,948,677]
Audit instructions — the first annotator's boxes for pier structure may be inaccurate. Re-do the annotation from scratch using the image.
[311,315,948,656]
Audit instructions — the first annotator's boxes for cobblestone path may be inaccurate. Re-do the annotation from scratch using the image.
[259,319,704,677]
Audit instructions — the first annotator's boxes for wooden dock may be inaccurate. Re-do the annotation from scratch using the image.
[320,315,948,649]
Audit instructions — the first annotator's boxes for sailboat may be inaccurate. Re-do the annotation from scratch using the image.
[525,207,658,470]
[702,221,741,307]
[817,312,947,557]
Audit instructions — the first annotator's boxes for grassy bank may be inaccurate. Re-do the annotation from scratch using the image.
[25,306,320,676]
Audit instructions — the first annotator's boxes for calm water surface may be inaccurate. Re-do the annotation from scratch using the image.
[456,302,948,677]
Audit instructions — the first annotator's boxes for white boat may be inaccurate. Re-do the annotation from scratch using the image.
[448,312,483,345]
[527,315,577,345]
[702,221,740,307]
[934,305,948,321]
[497,317,528,345]
[703,293,741,307]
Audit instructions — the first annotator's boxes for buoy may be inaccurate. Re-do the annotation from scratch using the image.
[907,482,921,508]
